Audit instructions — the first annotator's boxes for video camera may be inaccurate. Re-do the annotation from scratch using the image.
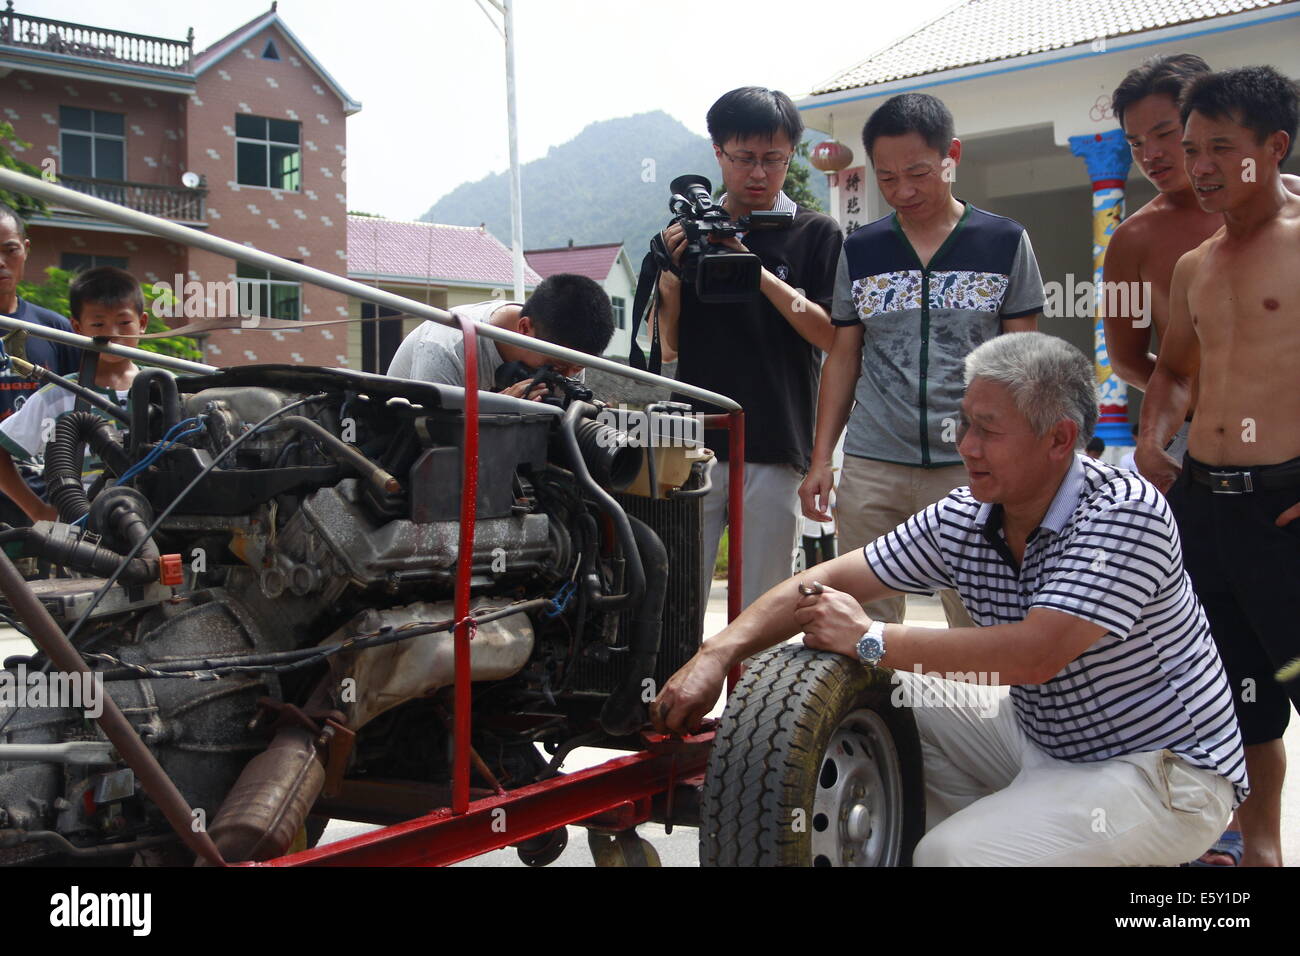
[493,360,594,409]
[651,174,793,303]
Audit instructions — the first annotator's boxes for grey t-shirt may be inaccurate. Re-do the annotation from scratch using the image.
[386,300,518,387]
[831,203,1045,467]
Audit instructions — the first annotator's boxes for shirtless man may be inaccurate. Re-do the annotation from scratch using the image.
[1105,54,1300,462]
[1136,66,1300,868]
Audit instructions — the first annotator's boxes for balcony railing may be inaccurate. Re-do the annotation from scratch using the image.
[0,3,193,72]
[55,174,206,222]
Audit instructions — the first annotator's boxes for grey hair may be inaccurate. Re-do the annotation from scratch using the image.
[963,332,1098,447]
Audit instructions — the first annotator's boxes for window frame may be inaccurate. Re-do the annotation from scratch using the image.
[235,262,302,322]
[58,106,127,182]
[234,114,303,192]
[60,253,129,273]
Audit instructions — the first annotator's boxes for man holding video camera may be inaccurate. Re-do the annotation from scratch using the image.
[650,87,843,610]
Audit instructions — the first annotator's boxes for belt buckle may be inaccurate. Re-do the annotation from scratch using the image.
[1207,469,1253,494]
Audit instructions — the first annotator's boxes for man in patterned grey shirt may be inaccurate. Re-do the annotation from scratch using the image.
[656,333,1243,866]
[800,94,1043,629]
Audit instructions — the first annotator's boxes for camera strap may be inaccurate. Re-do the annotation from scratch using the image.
[629,248,663,375]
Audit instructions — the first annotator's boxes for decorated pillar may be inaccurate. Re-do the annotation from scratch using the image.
[1068,128,1132,450]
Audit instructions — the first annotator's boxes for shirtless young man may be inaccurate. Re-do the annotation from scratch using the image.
[1136,66,1300,868]
[1104,55,1300,462]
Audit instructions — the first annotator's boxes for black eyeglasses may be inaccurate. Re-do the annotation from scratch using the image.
[719,147,792,172]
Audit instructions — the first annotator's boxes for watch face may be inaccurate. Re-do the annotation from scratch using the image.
[857,634,884,664]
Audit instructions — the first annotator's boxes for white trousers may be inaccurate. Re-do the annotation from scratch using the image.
[895,670,1234,866]
[701,460,803,612]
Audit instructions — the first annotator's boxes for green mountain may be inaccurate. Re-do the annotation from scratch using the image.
[418,111,831,264]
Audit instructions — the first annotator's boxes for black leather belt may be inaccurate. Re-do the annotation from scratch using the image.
[1187,458,1300,494]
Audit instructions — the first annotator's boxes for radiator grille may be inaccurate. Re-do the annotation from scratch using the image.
[568,490,705,695]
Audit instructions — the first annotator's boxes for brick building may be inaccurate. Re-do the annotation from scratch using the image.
[0,2,359,367]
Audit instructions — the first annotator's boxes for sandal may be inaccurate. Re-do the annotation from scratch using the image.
[1187,830,1243,867]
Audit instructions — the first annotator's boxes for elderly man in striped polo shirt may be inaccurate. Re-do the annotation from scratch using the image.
[653,331,1245,866]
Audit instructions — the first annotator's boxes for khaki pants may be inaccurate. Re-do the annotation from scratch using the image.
[896,670,1234,866]
[836,456,974,627]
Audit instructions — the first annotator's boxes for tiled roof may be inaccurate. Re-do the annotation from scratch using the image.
[810,0,1296,95]
[347,216,542,288]
[524,242,623,282]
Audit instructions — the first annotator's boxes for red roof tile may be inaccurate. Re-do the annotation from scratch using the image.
[524,243,623,282]
[347,216,541,288]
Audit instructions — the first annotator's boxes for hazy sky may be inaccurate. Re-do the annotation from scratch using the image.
[24,0,957,218]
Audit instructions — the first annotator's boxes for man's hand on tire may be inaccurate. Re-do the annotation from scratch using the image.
[796,582,871,660]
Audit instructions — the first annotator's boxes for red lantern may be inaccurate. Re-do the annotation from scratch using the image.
[810,140,853,173]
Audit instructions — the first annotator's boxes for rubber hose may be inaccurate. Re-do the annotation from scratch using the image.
[42,411,130,524]
[599,514,668,736]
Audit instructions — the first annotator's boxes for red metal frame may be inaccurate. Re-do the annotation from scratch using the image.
[451,314,479,816]
[252,731,714,867]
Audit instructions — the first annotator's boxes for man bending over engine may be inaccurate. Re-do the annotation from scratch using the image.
[386,273,614,401]
[653,332,1245,866]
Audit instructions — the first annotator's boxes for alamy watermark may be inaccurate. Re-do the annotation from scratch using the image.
[890,665,1001,718]
[1043,275,1153,327]
[0,665,103,718]
[150,273,262,326]
[595,404,707,451]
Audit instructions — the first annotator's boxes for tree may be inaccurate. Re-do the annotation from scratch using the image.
[16,267,203,362]
[781,141,824,213]
[0,121,49,220]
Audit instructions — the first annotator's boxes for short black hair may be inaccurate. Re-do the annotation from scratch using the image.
[862,93,955,163]
[1086,436,1105,454]
[0,201,26,239]
[68,266,144,320]
[706,87,803,147]
[1180,66,1300,162]
[520,273,614,357]
[1111,53,1211,127]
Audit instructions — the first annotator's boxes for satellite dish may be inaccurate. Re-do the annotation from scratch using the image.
[181,171,201,189]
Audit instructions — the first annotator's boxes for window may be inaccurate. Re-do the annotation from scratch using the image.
[235,115,301,190]
[610,295,626,330]
[261,39,280,60]
[61,253,128,272]
[236,262,301,321]
[59,107,125,180]
[360,303,405,373]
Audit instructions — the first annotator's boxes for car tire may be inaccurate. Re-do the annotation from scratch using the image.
[699,643,925,866]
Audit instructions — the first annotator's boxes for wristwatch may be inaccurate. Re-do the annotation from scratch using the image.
[856,621,887,668]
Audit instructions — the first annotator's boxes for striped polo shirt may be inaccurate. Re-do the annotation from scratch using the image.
[831,202,1044,467]
[865,454,1248,805]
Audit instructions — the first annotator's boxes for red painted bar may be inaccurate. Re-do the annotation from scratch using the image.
[451,315,481,815]
[256,732,714,867]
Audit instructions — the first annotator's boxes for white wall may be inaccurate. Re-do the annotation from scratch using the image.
[602,249,638,360]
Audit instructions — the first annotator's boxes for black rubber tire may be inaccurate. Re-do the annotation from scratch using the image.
[700,643,925,866]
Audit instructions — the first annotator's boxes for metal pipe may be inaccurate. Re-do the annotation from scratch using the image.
[451,313,479,816]
[0,549,226,866]
[504,0,525,301]
[0,168,741,410]
[0,742,116,765]
[0,314,216,375]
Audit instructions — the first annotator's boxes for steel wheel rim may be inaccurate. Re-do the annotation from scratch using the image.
[809,708,903,867]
